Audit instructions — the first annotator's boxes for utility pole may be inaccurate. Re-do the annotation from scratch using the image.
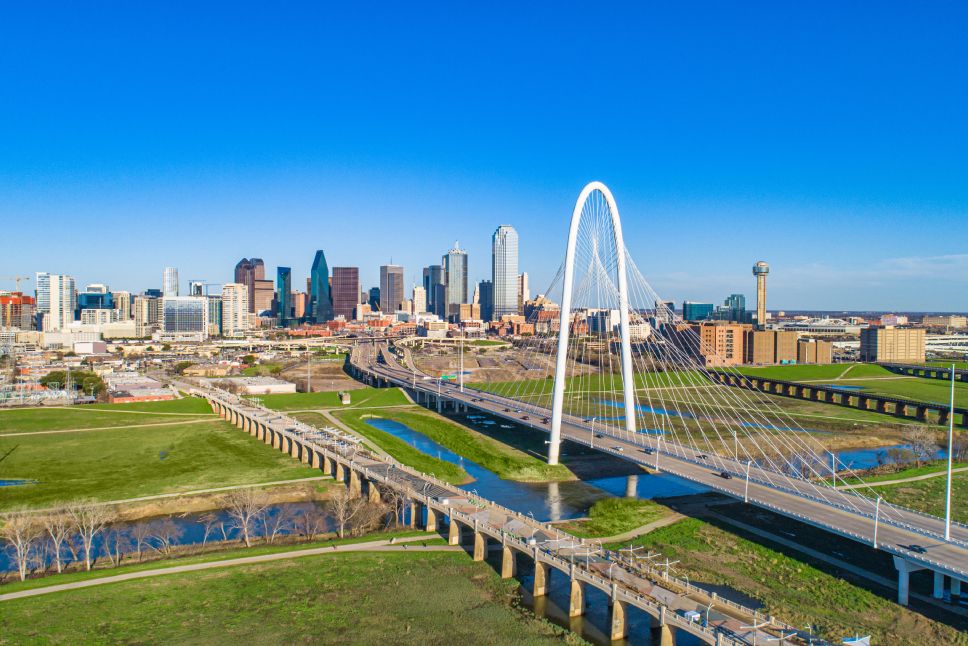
[945,364,955,541]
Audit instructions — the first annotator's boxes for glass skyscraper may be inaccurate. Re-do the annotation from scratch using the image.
[442,243,467,319]
[380,265,404,313]
[277,266,292,325]
[163,267,179,298]
[491,225,518,320]
[310,250,333,323]
[423,265,446,318]
[331,266,359,320]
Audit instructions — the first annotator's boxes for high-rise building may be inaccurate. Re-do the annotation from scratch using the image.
[46,274,76,331]
[276,267,292,326]
[113,291,132,320]
[693,321,751,367]
[860,326,926,363]
[412,285,427,315]
[443,242,468,316]
[380,265,404,313]
[189,281,205,296]
[206,296,222,337]
[491,225,518,320]
[160,296,208,340]
[293,292,307,319]
[34,272,51,315]
[134,295,160,336]
[682,301,714,322]
[163,267,179,298]
[517,273,529,315]
[310,251,333,323]
[85,283,109,294]
[477,280,493,322]
[368,287,380,310]
[253,279,274,314]
[753,261,769,329]
[332,267,360,320]
[221,283,249,337]
[234,258,265,313]
[0,293,36,329]
[423,265,446,318]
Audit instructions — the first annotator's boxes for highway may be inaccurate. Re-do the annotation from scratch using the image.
[352,342,968,593]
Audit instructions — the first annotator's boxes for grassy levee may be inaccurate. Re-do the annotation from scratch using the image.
[835,459,968,485]
[1,416,318,510]
[259,387,410,411]
[558,498,668,538]
[0,530,435,594]
[0,552,585,645]
[327,409,469,484]
[609,518,968,645]
[853,470,968,523]
[733,363,891,381]
[360,407,573,482]
[0,398,215,435]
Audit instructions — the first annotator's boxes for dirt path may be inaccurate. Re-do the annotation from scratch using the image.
[0,536,457,602]
[593,512,686,543]
[836,466,968,490]
[0,417,219,437]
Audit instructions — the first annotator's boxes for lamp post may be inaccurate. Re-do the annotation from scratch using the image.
[873,495,882,548]
[945,364,955,541]
[744,460,752,503]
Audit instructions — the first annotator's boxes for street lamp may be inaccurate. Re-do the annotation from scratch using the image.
[744,460,753,503]
[873,495,882,548]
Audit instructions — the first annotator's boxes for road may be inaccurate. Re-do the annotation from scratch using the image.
[354,341,968,584]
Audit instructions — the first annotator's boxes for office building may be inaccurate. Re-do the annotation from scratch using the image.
[491,225,518,320]
[655,301,676,325]
[380,265,405,313]
[276,267,292,326]
[477,280,493,322]
[723,293,746,322]
[860,326,926,363]
[76,291,113,318]
[744,330,799,365]
[683,301,714,322]
[694,321,751,367]
[206,295,222,337]
[234,258,265,313]
[332,267,360,320]
[253,279,274,314]
[752,261,769,328]
[80,308,114,325]
[221,283,249,337]
[45,274,76,331]
[113,291,131,320]
[134,295,160,337]
[797,338,833,364]
[310,250,334,323]
[368,287,380,310]
[922,315,967,329]
[293,292,307,319]
[517,273,530,315]
[443,242,468,314]
[412,285,427,315]
[160,296,208,341]
[455,303,481,322]
[34,272,51,315]
[163,267,179,298]
[85,283,109,294]
[423,265,446,318]
[0,292,36,329]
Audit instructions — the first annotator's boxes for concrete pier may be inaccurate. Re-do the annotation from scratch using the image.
[568,578,585,617]
[501,545,516,579]
[533,560,549,597]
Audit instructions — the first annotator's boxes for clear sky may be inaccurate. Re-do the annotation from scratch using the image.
[1,2,966,311]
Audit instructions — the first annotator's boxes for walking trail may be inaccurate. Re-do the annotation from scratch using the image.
[836,466,968,490]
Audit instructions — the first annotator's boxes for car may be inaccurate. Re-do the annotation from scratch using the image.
[541,417,550,424]
[521,415,530,421]
[595,433,605,439]
[515,409,523,413]
[719,471,732,480]
[584,417,597,423]
[640,447,655,454]
[907,544,927,554]
[696,454,708,460]
[611,445,625,452]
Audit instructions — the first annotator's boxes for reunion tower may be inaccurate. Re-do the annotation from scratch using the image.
[753,261,769,329]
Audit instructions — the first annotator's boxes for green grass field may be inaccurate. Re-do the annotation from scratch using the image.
[0,409,317,509]
[734,363,890,381]
[609,518,966,645]
[558,498,668,538]
[259,387,411,411]
[856,470,968,523]
[926,361,968,370]
[0,551,582,646]
[0,398,214,435]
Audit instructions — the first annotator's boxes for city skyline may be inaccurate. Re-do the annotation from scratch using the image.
[2,4,967,310]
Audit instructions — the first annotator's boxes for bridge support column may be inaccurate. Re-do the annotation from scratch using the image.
[367,480,381,503]
[501,545,516,579]
[348,470,362,498]
[424,506,438,532]
[568,576,585,617]
[655,606,673,646]
[311,450,321,469]
[893,556,924,606]
[610,600,627,641]
[448,519,460,546]
[334,462,345,484]
[533,560,549,597]
[321,455,333,476]
[473,531,486,561]
[952,578,962,597]
[625,474,638,498]
[934,571,945,599]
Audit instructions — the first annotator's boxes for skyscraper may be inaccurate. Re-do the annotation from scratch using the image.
[113,291,132,320]
[753,261,770,329]
[46,274,76,331]
[331,267,360,320]
[234,258,265,313]
[380,265,405,313]
[133,295,160,336]
[412,285,427,315]
[491,225,518,320]
[478,280,493,322]
[517,272,529,315]
[368,287,381,311]
[310,251,334,323]
[276,267,292,326]
[221,283,249,337]
[442,242,468,319]
[34,272,51,315]
[423,265,446,318]
[163,267,179,298]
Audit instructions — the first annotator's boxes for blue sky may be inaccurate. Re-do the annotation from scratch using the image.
[1,2,966,311]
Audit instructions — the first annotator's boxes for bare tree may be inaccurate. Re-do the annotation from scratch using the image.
[131,521,153,562]
[261,506,296,545]
[42,511,73,574]
[103,526,131,567]
[1,509,42,581]
[351,501,388,537]
[199,512,220,547]
[297,507,330,539]
[327,488,363,539]
[905,426,939,468]
[148,518,185,557]
[67,502,116,571]
[222,489,269,547]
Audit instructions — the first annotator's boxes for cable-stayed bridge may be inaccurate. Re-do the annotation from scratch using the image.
[351,181,968,609]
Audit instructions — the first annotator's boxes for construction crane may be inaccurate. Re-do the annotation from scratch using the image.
[187,280,223,296]
[1,276,30,292]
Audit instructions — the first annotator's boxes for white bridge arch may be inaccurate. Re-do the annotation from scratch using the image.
[548,181,637,464]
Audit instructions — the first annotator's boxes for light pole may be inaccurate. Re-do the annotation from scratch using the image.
[744,460,752,503]
[873,495,882,548]
[945,364,955,541]
[459,329,464,393]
